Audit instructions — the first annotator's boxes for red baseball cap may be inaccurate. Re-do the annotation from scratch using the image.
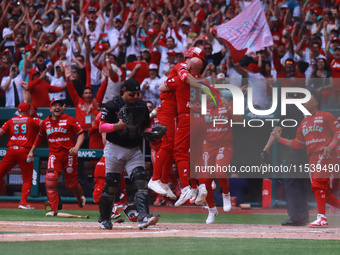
[18,102,30,112]
[185,47,205,60]
[50,99,64,107]
[147,28,158,35]
[167,50,177,56]
[245,63,259,73]
[95,43,109,53]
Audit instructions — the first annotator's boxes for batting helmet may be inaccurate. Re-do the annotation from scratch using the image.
[185,47,205,60]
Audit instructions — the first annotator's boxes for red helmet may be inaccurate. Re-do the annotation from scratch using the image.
[185,47,205,60]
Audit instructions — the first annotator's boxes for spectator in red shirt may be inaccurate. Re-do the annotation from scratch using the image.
[124,54,149,84]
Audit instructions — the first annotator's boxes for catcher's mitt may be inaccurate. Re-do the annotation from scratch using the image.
[119,105,146,126]
[261,150,270,166]
[143,126,167,143]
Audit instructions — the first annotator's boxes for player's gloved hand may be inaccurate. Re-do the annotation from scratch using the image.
[143,126,167,143]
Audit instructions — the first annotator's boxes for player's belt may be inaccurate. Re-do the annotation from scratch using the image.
[9,146,27,150]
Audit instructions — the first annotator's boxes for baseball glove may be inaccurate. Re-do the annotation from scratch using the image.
[119,105,146,126]
[143,126,167,143]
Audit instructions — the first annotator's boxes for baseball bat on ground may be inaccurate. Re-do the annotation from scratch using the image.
[57,212,89,219]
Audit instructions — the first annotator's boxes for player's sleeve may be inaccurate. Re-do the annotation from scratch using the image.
[294,122,305,145]
[71,117,84,136]
[100,100,118,123]
[166,78,179,91]
[326,112,340,142]
[33,121,46,147]
[177,64,188,82]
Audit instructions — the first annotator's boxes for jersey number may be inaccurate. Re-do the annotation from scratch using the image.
[14,124,27,134]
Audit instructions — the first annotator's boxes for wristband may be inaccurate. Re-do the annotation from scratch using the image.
[327,140,338,150]
[278,137,288,145]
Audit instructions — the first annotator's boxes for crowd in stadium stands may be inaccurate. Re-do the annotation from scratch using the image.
[0,0,340,207]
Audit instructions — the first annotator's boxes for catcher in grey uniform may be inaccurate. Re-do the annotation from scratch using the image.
[98,78,160,230]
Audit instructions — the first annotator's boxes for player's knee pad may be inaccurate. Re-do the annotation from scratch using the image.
[45,170,58,189]
[103,172,121,195]
[131,167,147,189]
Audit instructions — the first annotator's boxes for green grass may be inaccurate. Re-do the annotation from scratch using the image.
[0,208,288,224]
[2,208,340,226]
[2,209,340,254]
[1,238,340,255]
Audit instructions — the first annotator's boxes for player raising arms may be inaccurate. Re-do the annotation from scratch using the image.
[0,103,41,209]
[27,99,86,216]
[272,91,340,227]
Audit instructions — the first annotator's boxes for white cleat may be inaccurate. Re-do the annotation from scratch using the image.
[309,214,328,228]
[148,179,167,196]
[189,189,198,203]
[45,211,57,217]
[159,182,177,200]
[206,207,218,224]
[195,184,208,205]
[222,192,232,212]
[18,204,35,210]
[174,186,195,207]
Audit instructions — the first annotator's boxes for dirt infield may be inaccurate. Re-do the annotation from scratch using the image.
[1,221,340,242]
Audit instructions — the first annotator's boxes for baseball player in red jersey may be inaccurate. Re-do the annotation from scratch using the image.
[159,57,205,206]
[27,99,86,216]
[198,93,243,224]
[272,92,340,227]
[0,102,41,209]
[148,47,206,200]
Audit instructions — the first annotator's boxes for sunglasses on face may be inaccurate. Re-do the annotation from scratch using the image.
[204,47,212,50]
[56,67,61,71]
[128,92,140,97]
[285,61,294,65]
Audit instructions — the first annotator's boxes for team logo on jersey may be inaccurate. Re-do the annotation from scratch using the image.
[46,127,67,135]
[314,120,323,123]
[66,167,73,174]
[59,123,67,126]
[302,125,323,136]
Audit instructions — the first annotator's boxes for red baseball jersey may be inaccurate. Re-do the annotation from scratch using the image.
[166,76,190,114]
[1,115,41,148]
[126,61,149,84]
[295,111,340,156]
[204,103,233,143]
[35,113,83,152]
[168,62,188,81]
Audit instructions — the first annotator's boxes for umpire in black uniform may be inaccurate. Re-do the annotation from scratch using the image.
[262,94,310,226]
[98,78,159,230]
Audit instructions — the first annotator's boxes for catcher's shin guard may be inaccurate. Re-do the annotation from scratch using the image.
[131,167,149,219]
[99,173,121,221]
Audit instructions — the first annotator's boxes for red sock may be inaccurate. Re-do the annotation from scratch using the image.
[204,179,215,208]
[20,182,31,204]
[160,151,174,184]
[176,160,189,188]
[314,189,326,215]
[190,178,197,189]
[326,193,340,209]
[218,178,229,194]
[153,149,170,181]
